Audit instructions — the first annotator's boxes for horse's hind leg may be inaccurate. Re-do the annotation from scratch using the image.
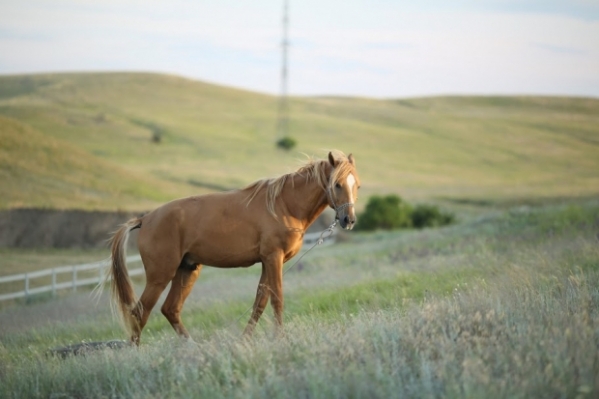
[129,254,180,345]
[161,266,202,339]
[130,279,171,345]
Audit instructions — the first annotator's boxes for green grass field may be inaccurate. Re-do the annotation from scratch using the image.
[0,200,598,398]
[1,72,598,210]
[1,72,598,397]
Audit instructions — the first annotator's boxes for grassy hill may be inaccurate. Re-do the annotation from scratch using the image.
[1,72,598,210]
[0,116,192,209]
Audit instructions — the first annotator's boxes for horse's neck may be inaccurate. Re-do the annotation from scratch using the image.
[282,175,328,230]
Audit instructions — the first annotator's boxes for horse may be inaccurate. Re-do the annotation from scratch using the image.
[108,150,360,345]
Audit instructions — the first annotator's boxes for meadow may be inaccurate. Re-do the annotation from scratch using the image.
[0,200,598,398]
[1,73,599,210]
[1,72,598,398]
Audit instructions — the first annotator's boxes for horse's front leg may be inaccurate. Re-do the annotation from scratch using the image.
[262,250,285,335]
[243,263,270,337]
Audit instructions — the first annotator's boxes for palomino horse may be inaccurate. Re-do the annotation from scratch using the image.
[108,151,360,344]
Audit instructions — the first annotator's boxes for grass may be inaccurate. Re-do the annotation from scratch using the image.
[0,200,598,398]
[0,72,598,210]
[1,71,598,396]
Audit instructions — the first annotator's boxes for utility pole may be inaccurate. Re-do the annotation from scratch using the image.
[276,0,290,141]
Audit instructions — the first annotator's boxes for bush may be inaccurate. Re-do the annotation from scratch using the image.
[411,204,455,229]
[357,195,455,231]
[356,194,412,231]
[276,136,297,151]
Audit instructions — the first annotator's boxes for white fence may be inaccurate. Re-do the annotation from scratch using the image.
[0,231,335,303]
[0,255,143,302]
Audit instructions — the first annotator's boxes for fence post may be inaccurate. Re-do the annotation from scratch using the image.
[72,266,77,293]
[52,269,57,297]
[25,273,29,298]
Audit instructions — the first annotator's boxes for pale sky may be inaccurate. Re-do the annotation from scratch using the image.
[1,0,598,98]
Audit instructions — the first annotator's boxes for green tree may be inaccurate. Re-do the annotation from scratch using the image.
[276,136,297,151]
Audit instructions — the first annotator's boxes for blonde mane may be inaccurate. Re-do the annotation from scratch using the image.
[244,151,355,217]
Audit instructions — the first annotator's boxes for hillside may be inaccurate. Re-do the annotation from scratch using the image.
[0,72,598,210]
[0,116,191,210]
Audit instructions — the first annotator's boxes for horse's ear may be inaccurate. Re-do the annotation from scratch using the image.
[348,153,355,166]
[328,151,337,167]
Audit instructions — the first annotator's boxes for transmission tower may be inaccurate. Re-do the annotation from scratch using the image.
[276,0,290,140]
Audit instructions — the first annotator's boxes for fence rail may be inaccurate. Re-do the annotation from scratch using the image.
[0,255,143,302]
[0,230,335,303]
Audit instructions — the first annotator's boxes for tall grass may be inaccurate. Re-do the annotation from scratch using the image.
[1,201,598,398]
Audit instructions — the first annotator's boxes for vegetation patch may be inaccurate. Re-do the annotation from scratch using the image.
[276,136,297,151]
[357,194,455,231]
[130,118,167,143]
[1,200,598,398]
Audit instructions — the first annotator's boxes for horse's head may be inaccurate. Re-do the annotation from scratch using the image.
[327,152,360,230]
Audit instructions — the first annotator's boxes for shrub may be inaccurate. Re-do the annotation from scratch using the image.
[276,136,297,151]
[411,203,455,229]
[356,194,412,231]
[357,195,455,231]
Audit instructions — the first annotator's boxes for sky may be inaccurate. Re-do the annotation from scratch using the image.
[0,0,598,98]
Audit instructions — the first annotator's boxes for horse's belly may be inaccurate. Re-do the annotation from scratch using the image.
[202,254,259,268]
[180,214,264,267]
[186,234,302,268]
[185,240,260,269]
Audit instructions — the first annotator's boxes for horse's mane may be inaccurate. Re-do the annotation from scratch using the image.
[244,150,354,217]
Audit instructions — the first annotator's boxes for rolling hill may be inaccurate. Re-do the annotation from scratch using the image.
[0,115,194,210]
[1,72,598,210]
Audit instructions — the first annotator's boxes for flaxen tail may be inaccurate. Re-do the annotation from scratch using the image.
[109,217,143,334]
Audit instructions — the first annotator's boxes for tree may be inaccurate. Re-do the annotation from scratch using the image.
[276,136,297,151]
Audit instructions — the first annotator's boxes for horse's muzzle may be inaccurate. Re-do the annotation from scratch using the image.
[338,213,356,230]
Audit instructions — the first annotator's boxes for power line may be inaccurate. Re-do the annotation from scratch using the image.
[276,0,289,140]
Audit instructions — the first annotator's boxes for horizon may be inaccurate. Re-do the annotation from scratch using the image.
[2,70,599,101]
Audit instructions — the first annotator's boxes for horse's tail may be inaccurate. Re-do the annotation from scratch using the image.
[108,217,143,334]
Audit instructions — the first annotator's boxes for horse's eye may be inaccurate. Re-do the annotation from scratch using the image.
[335,183,342,189]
